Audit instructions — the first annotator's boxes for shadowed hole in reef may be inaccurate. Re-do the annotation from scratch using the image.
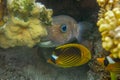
[37,0,99,22]
[22,9,96,79]
[0,0,99,80]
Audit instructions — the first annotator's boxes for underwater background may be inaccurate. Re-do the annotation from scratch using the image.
[0,0,120,80]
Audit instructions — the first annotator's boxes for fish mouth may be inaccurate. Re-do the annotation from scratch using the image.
[38,41,60,47]
[38,37,78,48]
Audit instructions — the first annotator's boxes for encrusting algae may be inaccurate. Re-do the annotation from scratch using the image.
[97,0,120,58]
[0,0,7,27]
[0,0,53,48]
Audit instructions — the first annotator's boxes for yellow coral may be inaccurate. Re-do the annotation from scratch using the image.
[0,0,52,49]
[0,17,48,48]
[97,0,120,58]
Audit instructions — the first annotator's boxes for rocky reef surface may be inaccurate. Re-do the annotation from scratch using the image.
[0,47,90,80]
[0,0,116,80]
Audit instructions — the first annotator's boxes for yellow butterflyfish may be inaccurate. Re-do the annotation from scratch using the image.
[47,43,91,68]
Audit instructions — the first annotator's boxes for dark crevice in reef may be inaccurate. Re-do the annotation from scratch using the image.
[37,0,99,22]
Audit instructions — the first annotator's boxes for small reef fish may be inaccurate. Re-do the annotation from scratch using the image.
[97,54,120,80]
[47,43,91,68]
[39,15,93,47]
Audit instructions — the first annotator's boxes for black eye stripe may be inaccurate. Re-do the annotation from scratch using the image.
[113,58,120,62]
[51,56,56,64]
[104,57,109,66]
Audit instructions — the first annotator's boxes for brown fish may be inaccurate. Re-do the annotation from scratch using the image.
[39,15,93,47]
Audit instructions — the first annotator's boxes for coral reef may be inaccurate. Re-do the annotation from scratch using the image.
[0,0,53,48]
[97,0,120,58]
[0,0,7,27]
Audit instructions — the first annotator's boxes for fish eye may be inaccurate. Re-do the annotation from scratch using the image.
[60,24,67,32]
